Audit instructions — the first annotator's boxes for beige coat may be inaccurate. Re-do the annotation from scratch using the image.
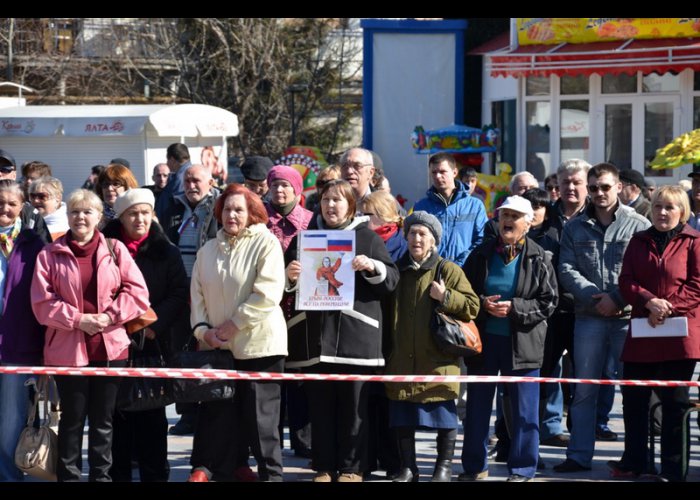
[191,225,288,359]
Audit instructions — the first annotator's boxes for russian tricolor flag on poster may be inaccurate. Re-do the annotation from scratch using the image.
[327,239,353,252]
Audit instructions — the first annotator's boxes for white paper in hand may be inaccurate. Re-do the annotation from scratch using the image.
[630,317,688,338]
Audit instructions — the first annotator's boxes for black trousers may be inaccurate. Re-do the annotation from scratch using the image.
[621,359,696,480]
[191,355,284,481]
[305,363,373,474]
[111,407,169,482]
[54,359,126,482]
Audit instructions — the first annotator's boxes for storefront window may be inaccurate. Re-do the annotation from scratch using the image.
[605,104,632,169]
[694,72,700,91]
[560,75,589,95]
[644,102,674,177]
[642,73,679,93]
[560,100,590,163]
[526,101,550,180]
[694,97,700,128]
[491,100,516,169]
[526,77,550,96]
[602,73,637,94]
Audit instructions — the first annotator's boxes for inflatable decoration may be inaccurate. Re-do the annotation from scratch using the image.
[411,124,499,155]
[649,129,700,169]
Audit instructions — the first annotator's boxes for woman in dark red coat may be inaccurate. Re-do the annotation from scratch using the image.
[611,185,700,482]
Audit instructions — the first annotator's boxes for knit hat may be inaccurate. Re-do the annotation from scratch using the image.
[267,165,304,196]
[114,188,155,218]
[240,156,273,181]
[403,210,442,246]
[110,157,131,169]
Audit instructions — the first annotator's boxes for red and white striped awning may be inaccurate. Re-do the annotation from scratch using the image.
[472,33,700,78]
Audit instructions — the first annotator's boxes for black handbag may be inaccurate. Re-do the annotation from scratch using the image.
[170,324,236,403]
[430,259,482,358]
[117,339,174,412]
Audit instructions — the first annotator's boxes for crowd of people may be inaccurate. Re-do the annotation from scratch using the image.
[0,143,698,484]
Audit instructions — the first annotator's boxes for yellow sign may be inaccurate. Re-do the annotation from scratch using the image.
[517,18,700,45]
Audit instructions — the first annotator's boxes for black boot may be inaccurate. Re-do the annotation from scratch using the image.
[393,427,419,482]
[432,432,456,482]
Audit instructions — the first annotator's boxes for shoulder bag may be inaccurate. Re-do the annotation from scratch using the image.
[429,259,482,358]
[14,376,58,481]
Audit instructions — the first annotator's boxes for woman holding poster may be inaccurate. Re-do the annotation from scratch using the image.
[285,179,399,482]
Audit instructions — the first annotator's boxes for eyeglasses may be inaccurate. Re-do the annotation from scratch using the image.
[0,166,15,174]
[341,161,371,171]
[587,184,615,193]
[545,184,559,191]
[29,192,50,202]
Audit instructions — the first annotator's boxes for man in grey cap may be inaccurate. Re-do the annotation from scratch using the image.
[241,156,273,198]
[618,169,651,220]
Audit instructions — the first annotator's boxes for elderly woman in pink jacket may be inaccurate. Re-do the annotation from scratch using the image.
[31,188,149,482]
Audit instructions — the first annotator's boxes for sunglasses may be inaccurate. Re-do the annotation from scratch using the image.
[587,184,615,193]
[29,192,50,202]
[0,166,15,174]
[545,184,559,191]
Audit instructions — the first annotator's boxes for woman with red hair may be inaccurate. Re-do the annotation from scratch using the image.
[187,183,287,482]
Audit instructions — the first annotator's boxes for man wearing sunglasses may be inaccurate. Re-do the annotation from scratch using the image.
[0,149,52,244]
[555,163,650,474]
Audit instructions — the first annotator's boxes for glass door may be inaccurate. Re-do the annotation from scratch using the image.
[596,95,680,184]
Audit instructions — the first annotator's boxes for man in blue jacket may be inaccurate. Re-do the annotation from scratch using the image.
[413,153,487,267]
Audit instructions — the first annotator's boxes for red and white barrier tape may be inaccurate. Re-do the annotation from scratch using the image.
[0,366,698,387]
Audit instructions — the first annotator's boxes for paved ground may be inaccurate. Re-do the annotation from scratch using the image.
[23,383,700,483]
[162,385,700,483]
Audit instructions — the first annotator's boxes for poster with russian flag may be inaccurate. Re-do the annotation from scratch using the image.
[297,230,355,310]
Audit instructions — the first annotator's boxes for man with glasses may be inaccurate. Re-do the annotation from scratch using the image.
[0,149,51,243]
[413,152,487,267]
[339,148,376,202]
[554,163,650,474]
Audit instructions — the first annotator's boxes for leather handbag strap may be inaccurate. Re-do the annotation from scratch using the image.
[432,258,448,309]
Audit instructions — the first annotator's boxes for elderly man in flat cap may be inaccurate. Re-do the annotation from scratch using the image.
[241,156,273,199]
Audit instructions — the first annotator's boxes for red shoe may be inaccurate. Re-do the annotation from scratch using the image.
[233,465,259,482]
[187,470,210,482]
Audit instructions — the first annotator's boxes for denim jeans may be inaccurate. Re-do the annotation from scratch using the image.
[540,360,564,440]
[566,316,627,467]
[462,335,540,479]
[0,373,30,482]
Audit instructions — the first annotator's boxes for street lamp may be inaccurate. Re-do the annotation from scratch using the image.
[288,83,308,146]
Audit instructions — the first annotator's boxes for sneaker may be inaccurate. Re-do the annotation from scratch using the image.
[506,474,532,482]
[233,465,259,482]
[553,458,591,473]
[457,470,489,481]
[312,471,334,482]
[336,472,363,482]
[595,425,618,441]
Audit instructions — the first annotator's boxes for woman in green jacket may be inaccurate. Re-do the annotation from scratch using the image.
[385,211,479,482]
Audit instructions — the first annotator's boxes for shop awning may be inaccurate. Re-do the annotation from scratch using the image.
[472,33,700,78]
[0,104,239,138]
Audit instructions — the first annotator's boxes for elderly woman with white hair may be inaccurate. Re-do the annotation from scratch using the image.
[460,196,558,483]
[385,211,479,483]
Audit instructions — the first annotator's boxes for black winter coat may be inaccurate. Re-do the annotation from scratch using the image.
[463,236,558,370]
[285,215,399,368]
[103,219,190,358]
